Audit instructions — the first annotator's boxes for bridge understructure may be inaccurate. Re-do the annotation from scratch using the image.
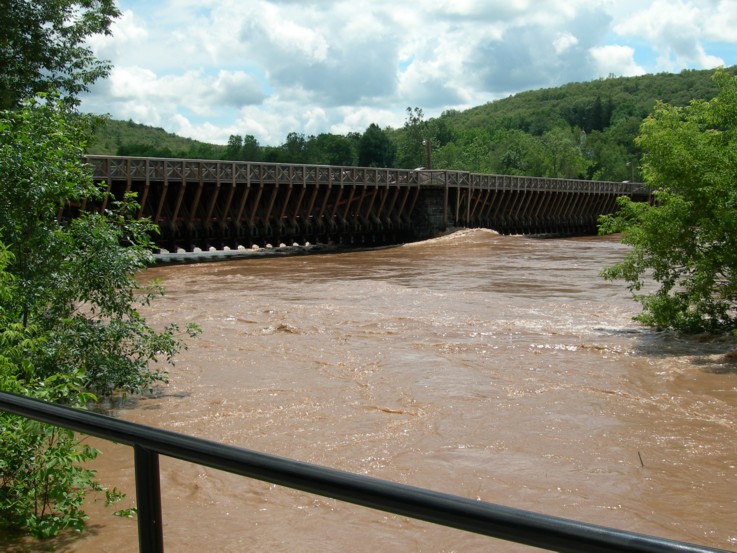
[84,156,650,253]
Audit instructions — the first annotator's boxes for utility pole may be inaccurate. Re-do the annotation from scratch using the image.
[422,138,433,169]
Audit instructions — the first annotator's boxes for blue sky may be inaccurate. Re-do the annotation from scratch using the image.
[80,0,737,146]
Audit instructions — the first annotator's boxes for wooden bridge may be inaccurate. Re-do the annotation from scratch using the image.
[85,155,650,252]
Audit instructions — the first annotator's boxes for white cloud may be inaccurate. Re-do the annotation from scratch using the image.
[86,9,148,68]
[253,2,330,63]
[112,9,148,42]
[614,0,728,70]
[80,0,737,146]
[704,1,737,42]
[212,71,267,109]
[171,115,233,145]
[554,32,579,54]
[590,45,646,77]
[331,106,405,135]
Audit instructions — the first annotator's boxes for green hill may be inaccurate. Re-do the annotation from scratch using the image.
[439,68,726,132]
[87,66,736,181]
[412,66,737,181]
[87,118,225,158]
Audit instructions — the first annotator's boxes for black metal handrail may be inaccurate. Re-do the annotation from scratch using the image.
[0,391,730,553]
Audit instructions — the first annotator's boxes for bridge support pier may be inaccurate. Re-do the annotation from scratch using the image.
[410,188,451,241]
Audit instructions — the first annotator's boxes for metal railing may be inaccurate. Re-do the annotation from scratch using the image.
[0,391,730,553]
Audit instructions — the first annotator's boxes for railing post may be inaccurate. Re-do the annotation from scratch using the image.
[134,444,164,553]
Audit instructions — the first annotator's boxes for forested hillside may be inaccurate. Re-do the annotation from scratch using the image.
[89,119,225,158]
[87,66,736,182]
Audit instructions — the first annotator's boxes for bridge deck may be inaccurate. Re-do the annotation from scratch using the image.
[83,156,649,252]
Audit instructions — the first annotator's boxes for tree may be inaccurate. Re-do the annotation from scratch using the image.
[0,0,120,108]
[0,95,198,536]
[358,123,395,167]
[540,127,588,178]
[396,107,427,168]
[222,134,261,162]
[599,70,737,334]
[241,134,261,162]
[224,134,244,160]
[282,132,307,163]
[305,133,355,166]
[581,130,629,181]
[489,128,544,175]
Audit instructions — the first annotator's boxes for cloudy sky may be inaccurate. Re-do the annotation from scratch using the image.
[80,0,737,146]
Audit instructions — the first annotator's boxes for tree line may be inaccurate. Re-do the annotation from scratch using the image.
[2,0,737,543]
[101,67,736,185]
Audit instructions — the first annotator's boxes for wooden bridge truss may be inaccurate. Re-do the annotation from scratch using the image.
[83,156,649,252]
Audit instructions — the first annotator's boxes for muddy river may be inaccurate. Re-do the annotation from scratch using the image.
[17,230,737,552]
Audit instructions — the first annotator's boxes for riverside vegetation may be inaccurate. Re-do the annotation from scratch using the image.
[0,93,200,539]
[1,0,198,540]
[1,0,736,543]
[599,69,737,336]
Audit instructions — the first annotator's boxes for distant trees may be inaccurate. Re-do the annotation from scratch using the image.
[241,134,261,161]
[431,125,589,179]
[599,70,737,334]
[396,107,428,168]
[88,67,735,181]
[282,132,307,163]
[492,129,544,175]
[117,143,180,158]
[221,132,358,166]
[581,130,631,181]
[306,133,355,166]
[224,134,244,160]
[222,134,261,161]
[560,95,614,132]
[540,127,588,178]
[358,123,395,167]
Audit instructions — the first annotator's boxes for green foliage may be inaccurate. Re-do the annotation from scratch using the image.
[0,357,100,538]
[0,260,99,538]
[104,487,137,518]
[540,127,589,178]
[88,66,735,178]
[223,133,265,162]
[0,95,198,537]
[0,0,120,109]
[395,107,428,168]
[281,132,307,163]
[416,67,733,177]
[88,119,224,158]
[358,124,396,167]
[224,134,244,160]
[599,70,737,334]
[306,133,355,166]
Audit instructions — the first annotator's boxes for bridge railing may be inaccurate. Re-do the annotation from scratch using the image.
[86,157,427,188]
[81,156,653,249]
[85,155,648,196]
[0,391,727,553]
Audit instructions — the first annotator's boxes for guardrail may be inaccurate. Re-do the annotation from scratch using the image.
[0,391,730,553]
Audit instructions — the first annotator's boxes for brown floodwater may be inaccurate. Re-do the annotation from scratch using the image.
[13,230,737,552]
